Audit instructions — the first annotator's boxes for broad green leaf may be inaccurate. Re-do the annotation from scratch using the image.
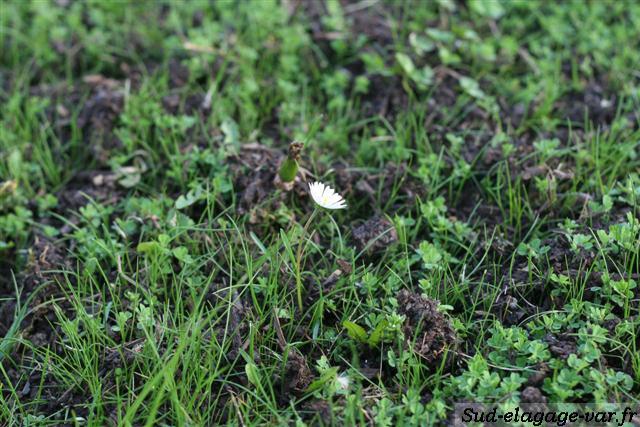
[459,77,485,99]
[469,0,504,19]
[175,186,203,209]
[137,241,161,254]
[368,319,388,346]
[343,321,368,343]
[409,33,435,55]
[245,362,261,387]
[305,367,338,393]
[396,53,416,74]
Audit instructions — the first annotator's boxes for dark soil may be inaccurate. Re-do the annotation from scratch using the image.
[276,349,314,399]
[351,215,397,253]
[554,82,617,126]
[230,142,310,227]
[397,290,457,366]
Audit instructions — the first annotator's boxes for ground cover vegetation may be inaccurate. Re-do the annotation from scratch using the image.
[1,0,640,425]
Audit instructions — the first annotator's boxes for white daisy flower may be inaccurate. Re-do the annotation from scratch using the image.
[308,181,347,210]
[336,373,350,391]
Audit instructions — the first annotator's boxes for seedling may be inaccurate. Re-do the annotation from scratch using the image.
[306,356,351,396]
[342,318,389,347]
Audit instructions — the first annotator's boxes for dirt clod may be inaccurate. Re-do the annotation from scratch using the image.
[351,215,397,253]
[521,386,547,403]
[527,363,550,386]
[520,386,548,414]
[545,334,577,360]
[56,170,121,212]
[277,350,313,397]
[77,85,124,151]
[301,399,332,423]
[397,290,457,365]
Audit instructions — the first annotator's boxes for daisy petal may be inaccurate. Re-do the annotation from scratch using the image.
[308,181,347,210]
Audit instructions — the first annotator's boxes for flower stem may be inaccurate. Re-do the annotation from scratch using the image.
[295,208,319,311]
